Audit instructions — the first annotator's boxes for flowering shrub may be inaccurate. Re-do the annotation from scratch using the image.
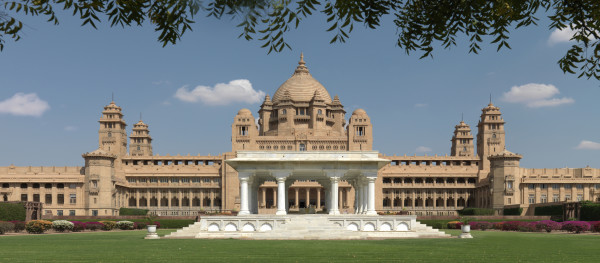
[590,221,600,232]
[447,221,462,229]
[517,222,538,232]
[9,221,25,232]
[26,220,53,234]
[99,221,117,231]
[536,220,561,233]
[70,221,86,232]
[152,221,161,229]
[470,221,492,231]
[561,221,591,234]
[116,221,134,230]
[501,221,524,231]
[134,222,147,230]
[52,220,74,232]
[0,221,15,234]
[493,222,504,230]
[85,222,103,231]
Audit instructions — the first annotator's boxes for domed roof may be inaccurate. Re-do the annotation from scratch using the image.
[352,109,367,115]
[272,54,332,104]
[237,108,252,115]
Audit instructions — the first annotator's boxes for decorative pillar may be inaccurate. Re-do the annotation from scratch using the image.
[306,188,311,207]
[338,188,343,210]
[367,177,377,215]
[362,182,368,214]
[329,177,340,215]
[272,187,277,209]
[317,188,321,209]
[262,188,266,208]
[295,188,299,208]
[276,177,287,215]
[239,177,250,215]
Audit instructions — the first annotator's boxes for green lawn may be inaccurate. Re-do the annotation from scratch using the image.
[0,230,598,262]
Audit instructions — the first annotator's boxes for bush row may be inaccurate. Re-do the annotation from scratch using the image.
[444,220,600,234]
[0,220,163,234]
[0,203,26,221]
[534,205,563,216]
[458,208,494,216]
[118,208,149,216]
[503,207,523,216]
[580,202,600,221]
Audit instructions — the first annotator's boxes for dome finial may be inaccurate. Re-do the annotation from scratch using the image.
[300,52,304,64]
[294,52,309,75]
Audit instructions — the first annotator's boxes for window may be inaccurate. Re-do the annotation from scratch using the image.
[33,183,40,188]
[1,183,8,188]
[317,109,322,114]
[160,178,168,183]
[565,194,571,201]
[239,126,248,136]
[282,109,286,115]
[552,184,559,190]
[20,183,27,189]
[596,184,600,190]
[528,194,535,204]
[150,178,158,183]
[33,194,40,202]
[137,146,140,151]
[299,143,306,151]
[57,210,63,216]
[540,184,547,189]
[57,194,64,204]
[108,131,112,137]
[70,194,76,204]
[92,210,98,216]
[69,210,76,216]
[45,194,52,204]
[507,181,513,189]
[528,184,535,190]
[564,184,571,189]
[171,178,179,183]
[203,178,211,183]
[553,194,559,202]
[69,184,77,189]
[128,178,136,183]
[541,194,547,203]
[356,126,365,136]
[576,184,583,189]
[191,178,201,183]
[577,194,583,201]
[44,183,51,188]
[57,183,64,189]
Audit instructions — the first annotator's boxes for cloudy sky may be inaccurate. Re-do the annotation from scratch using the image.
[0,9,598,168]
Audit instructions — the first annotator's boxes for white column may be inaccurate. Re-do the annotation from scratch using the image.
[239,177,250,215]
[276,178,287,215]
[329,177,340,215]
[367,177,377,215]
[361,182,368,214]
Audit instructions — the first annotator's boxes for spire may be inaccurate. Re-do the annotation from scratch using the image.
[140,112,142,121]
[294,52,310,75]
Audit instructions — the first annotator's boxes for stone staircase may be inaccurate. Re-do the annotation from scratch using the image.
[164,215,451,240]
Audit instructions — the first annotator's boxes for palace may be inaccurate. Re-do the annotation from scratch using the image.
[1,55,599,218]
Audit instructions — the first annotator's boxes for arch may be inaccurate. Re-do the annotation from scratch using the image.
[404,178,412,184]
[415,197,423,207]
[207,223,220,232]
[57,183,64,188]
[192,197,201,206]
[128,197,136,207]
[182,197,190,206]
[363,223,375,231]
[467,197,475,207]
[436,197,444,207]
[380,223,392,231]
[425,197,434,207]
[32,183,40,188]
[396,222,409,231]
[393,197,401,207]
[203,197,211,207]
[446,178,455,184]
[457,197,466,207]
[259,223,273,231]
[425,178,434,184]
[414,178,423,184]
[242,223,255,232]
[139,197,148,207]
[382,197,391,207]
[150,197,158,207]
[20,183,27,189]
[2,194,7,202]
[214,197,222,207]
[404,197,412,207]
[346,223,359,231]
[447,197,455,207]
[171,197,179,207]
[2,183,8,188]
[160,197,169,207]
[44,183,52,188]
[224,223,237,231]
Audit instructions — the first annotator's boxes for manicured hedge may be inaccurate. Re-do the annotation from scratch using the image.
[119,208,149,216]
[458,208,494,216]
[503,207,523,216]
[534,205,562,216]
[580,202,600,221]
[0,203,26,221]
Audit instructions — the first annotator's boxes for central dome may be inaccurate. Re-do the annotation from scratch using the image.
[272,54,332,104]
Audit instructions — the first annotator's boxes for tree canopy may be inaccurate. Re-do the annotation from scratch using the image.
[1,0,599,80]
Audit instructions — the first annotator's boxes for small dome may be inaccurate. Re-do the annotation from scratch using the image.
[237,109,252,115]
[272,54,332,104]
[352,109,366,115]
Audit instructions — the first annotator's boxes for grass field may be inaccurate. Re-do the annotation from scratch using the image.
[0,230,598,262]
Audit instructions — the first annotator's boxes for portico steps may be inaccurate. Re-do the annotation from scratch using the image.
[164,214,450,240]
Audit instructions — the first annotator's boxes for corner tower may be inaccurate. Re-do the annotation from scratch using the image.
[98,101,128,156]
[477,102,506,170]
[451,121,474,156]
[129,119,152,156]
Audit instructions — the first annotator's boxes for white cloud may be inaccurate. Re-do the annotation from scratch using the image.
[0,93,50,117]
[575,140,600,150]
[174,79,265,106]
[501,83,574,108]
[548,27,576,45]
[415,146,432,153]
[64,126,78,132]
[414,103,428,108]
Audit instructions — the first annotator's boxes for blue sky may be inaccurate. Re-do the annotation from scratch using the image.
[0,9,598,168]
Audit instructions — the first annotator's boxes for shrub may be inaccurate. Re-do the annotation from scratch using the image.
[580,202,600,221]
[9,221,25,232]
[502,221,525,231]
[590,221,600,232]
[0,221,15,234]
[493,222,504,230]
[534,205,562,216]
[458,208,494,216]
[0,203,26,221]
[518,222,538,232]
[503,207,523,216]
[26,220,53,234]
[134,222,147,230]
[99,221,117,231]
[71,221,85,232]
[52,220,74,232]
[536,220,561,233]
[116,221,134,230]
[447,221,462,229]
[561,221,591,234]
[470,221,492,231]
[85,222,103,231]
[119,208,149,216]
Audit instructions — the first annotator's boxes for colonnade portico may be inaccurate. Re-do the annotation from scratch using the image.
[226,151,390,216]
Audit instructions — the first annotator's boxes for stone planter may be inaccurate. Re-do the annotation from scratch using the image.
[145,225,159,239]
[459,224,473,239]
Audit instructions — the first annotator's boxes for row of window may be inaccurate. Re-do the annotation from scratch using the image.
[2,183,77,189]
[528,193,583,203]
[125,160,220,166]
[126,177,220,184]
[382,178,477,184]
[20,193,76,204]
[526,183,600,190]
[257,144,347,151]
[389,160,477,166]
[49,210,77,216]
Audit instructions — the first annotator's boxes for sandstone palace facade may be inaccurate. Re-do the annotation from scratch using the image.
[1,55,599,217]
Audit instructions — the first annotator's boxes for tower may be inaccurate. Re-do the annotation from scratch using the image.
[129,118,153,156]
[258,95,273,136]
[488,148,522,214]
[476,102,506,170]
[451,121,474,156]
[347,109,373,151]
[98,101,128,157]
[232,108,258,152]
